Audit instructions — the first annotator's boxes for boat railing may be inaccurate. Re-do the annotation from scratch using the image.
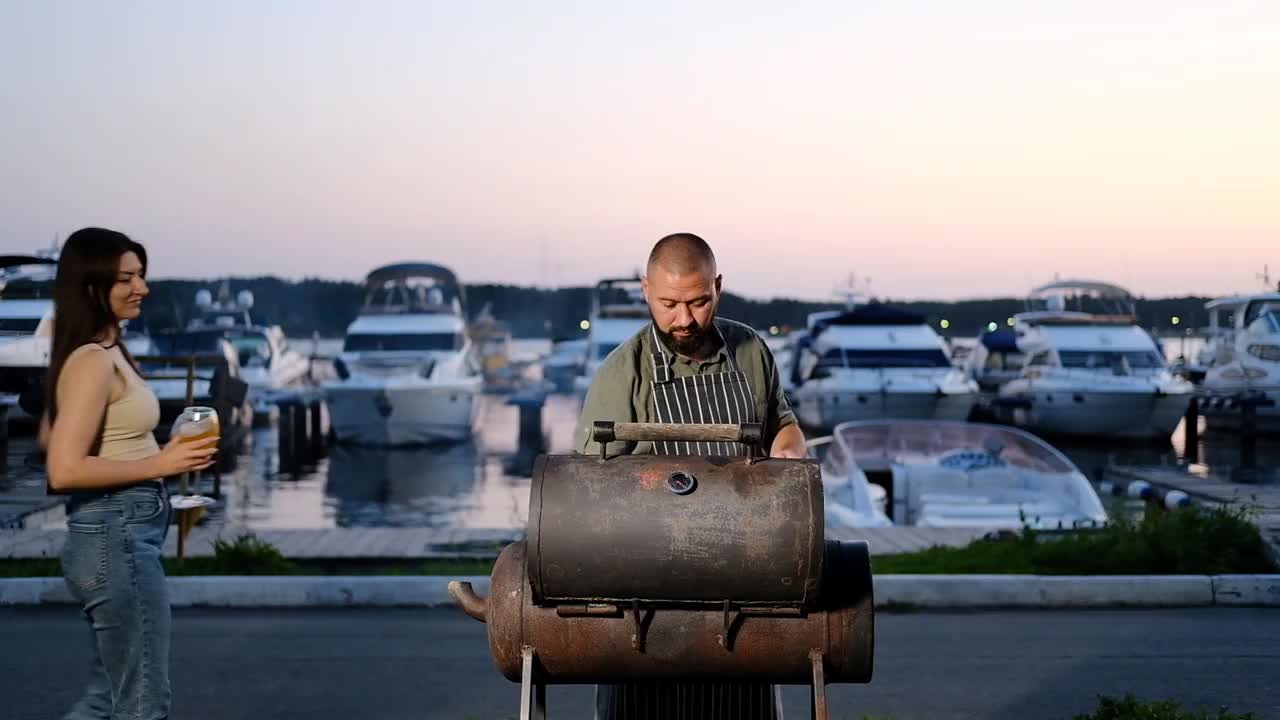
[135,354,231,406]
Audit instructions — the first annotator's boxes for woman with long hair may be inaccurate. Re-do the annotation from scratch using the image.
[43,227,217,719]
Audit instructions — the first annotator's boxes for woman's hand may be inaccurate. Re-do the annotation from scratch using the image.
[152,436,218,477]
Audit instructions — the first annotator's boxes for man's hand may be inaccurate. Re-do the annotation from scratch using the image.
[769,424,807,459]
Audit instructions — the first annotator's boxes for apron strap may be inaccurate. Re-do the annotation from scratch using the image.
[648,323,673,384]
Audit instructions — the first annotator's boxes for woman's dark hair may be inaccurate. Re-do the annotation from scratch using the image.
[46,227,148,421]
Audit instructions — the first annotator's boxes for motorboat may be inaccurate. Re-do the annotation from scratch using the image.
[815,419,1108,530]
[789,304,978,431]
[324,263,483,446]
[1198,292,1280,432]
[993,281,1193,439]
[182,282,313,421]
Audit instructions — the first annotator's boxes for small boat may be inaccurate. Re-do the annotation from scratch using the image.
[815,419,1108,530]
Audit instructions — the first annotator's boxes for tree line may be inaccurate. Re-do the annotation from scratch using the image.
[140,277,1214,340]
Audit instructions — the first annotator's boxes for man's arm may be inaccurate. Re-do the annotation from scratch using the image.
[760,333,805,458]
[769,423,806,459]
[575,351,642,456]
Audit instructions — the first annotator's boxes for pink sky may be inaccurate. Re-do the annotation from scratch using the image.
[1,2,1275,301]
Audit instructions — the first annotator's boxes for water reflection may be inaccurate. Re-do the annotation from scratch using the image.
[326,441,481,527]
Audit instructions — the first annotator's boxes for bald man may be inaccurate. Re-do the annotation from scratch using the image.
[576,232,804,720]
[577,232,805,458]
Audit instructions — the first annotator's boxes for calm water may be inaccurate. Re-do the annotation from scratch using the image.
[4,336,1276,530]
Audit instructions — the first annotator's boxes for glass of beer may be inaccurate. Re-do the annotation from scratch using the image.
[172,406,220,487]
[170,406,220,557]
[174,406,220,443]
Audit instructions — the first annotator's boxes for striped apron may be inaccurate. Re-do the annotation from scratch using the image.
[595,322,782,720]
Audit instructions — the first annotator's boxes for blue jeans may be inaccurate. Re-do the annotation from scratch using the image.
[61,482,172,720]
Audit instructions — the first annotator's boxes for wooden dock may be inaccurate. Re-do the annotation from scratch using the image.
[1104,464,1280,565]
[0,525,994,561]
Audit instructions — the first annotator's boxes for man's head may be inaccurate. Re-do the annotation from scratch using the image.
[642,233,722,356]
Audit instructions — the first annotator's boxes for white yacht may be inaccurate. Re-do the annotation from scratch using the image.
[815,420,1108,530]
[182,283,313,420]
[0,254,57,419]
[994,281,1193,439]
[324,263,483,446]
[1198,292,1280,432]
[572,276,649,395]
[789,304,978,431]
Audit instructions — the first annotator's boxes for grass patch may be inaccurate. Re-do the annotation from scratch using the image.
[166,533,299,576]
[874,506,1277,575]
[1074,694,1256,720]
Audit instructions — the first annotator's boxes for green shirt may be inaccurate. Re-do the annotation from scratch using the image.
[575,317,796,456]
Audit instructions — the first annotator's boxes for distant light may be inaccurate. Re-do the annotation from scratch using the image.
[987,322,998,332]
[1006,317,1016,327]
[579,319,591,331]
[1171,316,1181,326]
[939,319,950,330]
[769,325,780,336]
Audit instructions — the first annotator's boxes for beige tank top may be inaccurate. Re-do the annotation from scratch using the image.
[63,343,161,461]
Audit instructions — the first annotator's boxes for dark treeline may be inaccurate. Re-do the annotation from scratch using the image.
[140,278,1213,340]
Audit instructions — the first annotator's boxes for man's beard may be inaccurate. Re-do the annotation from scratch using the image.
[654,315,714,357]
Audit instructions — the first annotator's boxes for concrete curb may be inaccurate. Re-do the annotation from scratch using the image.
[3,575,1278,608]
[874,575,1214,608]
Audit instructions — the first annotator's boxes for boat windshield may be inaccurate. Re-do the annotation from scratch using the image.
[816,348,951,369]
[1058,350,1164,371]
[0,317,41,334]
[1253,307,1280,334]
[229,332,271,367]
[831,420,1078,475]
[343,332,463,352]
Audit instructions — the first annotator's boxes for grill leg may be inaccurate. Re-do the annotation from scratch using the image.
[520,646,546,720]
[810,650,827,720]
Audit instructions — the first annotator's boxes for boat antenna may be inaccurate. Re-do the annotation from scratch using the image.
[1258,264,1272,291]
[833,273,868,310]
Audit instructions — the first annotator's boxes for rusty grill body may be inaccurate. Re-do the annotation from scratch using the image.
[528,453,825,607]
[450,422,875,720]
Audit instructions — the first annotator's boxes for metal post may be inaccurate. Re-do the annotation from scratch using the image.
[518,400,545,452]
[1183,396,1199,464]
[277,400,297,475]
[1240,397,1257,471]
[308,399,326,461]
[294,401,311,469]
[0,403,9,471]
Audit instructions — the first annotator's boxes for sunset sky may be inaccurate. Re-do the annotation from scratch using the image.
[2,2,1275,301]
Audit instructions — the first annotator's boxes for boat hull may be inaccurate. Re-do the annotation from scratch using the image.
[325,381,481,446]
[795,388,974,430]
[996,389,1190,439]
